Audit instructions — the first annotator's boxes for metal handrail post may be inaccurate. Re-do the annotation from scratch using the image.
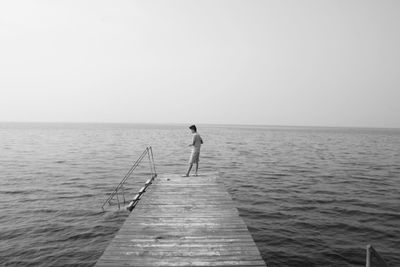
[366,244,388,267]
[116,190,120,210]
[147,147,154,177]
[150,146,157,176]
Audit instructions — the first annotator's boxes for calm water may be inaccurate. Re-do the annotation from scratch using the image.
[0,123,399,266]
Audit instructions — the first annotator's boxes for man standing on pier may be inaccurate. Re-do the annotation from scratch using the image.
[183,125,203,177]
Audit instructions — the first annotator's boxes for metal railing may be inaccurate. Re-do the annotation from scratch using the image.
[366,244,388,267]
[101,146,157,211]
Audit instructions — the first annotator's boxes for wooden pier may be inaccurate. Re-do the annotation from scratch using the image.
[96,173,266,267]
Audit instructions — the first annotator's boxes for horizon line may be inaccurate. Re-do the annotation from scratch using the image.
[1,120,399,130]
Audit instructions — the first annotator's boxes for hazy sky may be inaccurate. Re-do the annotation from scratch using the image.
[1,1,399,127]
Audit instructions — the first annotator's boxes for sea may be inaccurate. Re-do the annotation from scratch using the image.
[0,123,399,267]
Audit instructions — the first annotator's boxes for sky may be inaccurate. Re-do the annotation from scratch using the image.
[0,0,399,128]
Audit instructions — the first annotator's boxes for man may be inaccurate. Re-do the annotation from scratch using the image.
[183,125,203,177]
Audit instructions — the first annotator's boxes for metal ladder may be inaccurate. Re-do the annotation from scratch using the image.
[101,146,157,211]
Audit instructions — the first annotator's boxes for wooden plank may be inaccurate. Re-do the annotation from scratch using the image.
[95,173,266,267]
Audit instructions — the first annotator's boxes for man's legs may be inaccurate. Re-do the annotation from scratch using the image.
[184,163,193,177]
[194,163,199,176]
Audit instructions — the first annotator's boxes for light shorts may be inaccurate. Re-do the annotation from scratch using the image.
[189,150,200,164]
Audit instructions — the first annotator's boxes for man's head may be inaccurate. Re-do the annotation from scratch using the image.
[189,125,197,133]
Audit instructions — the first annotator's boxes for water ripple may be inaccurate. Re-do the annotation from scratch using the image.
[0,123,399,266]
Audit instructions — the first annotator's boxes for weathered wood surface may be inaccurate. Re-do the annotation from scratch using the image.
[96,173,266,267]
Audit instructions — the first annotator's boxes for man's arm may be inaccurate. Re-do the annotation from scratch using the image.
[188,135,195,146]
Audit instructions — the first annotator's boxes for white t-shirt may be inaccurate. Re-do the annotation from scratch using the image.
[192,133,203,152]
